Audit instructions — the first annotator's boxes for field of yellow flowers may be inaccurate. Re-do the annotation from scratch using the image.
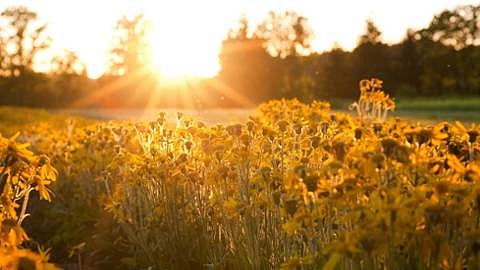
[3,79,480,269]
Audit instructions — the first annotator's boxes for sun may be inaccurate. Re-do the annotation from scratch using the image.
[145,5,223,80]
[149,36,216,79]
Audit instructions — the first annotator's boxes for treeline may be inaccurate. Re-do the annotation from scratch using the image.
[0,7,94,107]
[219,6,480,105]
[0,5,479,108]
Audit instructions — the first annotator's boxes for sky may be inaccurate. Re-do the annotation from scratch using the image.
[1,0,478,78]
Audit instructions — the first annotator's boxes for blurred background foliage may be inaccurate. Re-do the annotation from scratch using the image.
[0,5,479,108]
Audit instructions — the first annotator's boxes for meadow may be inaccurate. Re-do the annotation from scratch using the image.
[2,79,480,269]
[0,1,479,268]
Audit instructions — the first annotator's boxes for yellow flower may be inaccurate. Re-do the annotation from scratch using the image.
[447,154,465,174]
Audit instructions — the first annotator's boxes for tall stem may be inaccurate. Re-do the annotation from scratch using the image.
[17,187,32,226]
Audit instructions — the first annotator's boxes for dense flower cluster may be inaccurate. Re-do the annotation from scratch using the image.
[0,133,58,269]
[12,79,480,269]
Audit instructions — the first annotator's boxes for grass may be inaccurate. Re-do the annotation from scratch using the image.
[395,96,480,111]
[328,97,480,123]
[0,106,93,137]
[394,110,480,123]
[395,97,480,123]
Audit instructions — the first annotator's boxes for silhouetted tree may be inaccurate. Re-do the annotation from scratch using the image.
[309,47,354,99]
[415,39,457,95]
[101,13,159,107]
[255,11,315,100]
[51,50,87,76]
[218,17,282,105]
[352,19,390,94]
[46,50,91,107]
[256,10,313,58]
[388,29,421,96]
[0,6,50,76]
[358,19,382,46]
[420,5,480,49]
[108,14,151,76]
[409,4,480,96]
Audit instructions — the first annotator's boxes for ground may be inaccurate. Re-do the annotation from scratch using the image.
[1,97,480,136]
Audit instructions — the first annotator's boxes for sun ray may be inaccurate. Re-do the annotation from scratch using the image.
[206,77,255,108]
[71,65,153,108]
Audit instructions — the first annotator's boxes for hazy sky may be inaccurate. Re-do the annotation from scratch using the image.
[1,0,478,78]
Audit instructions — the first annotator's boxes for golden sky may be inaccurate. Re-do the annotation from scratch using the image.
[1,0,477,78]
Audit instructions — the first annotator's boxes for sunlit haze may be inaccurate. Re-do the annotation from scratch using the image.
[1,0,478,78]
